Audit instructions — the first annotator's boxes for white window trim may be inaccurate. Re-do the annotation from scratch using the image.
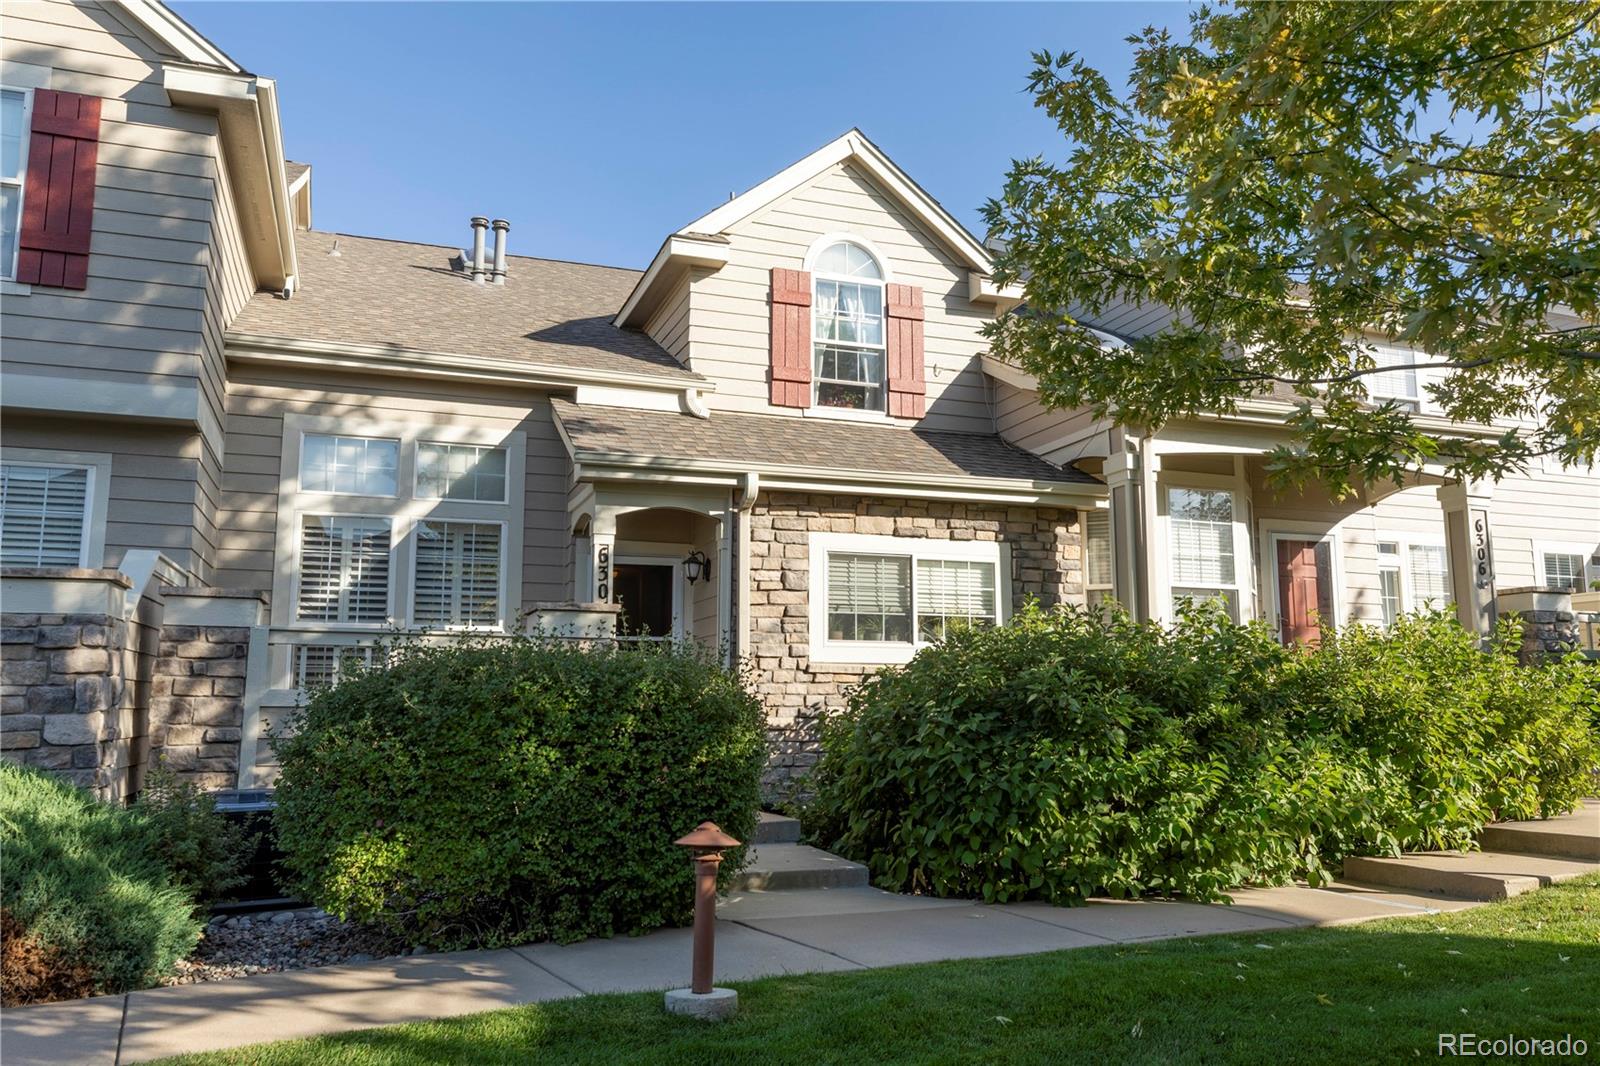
[412,439,511,505]
[292,510,397,629]
[1,85,33,284]
[805,234,893,417]
[1535,540,1599,592]
[405,517,511,632]
[272,413,526,633]
[0,447,113,568]
[1257,521,1345,638]
[1159,477,1252,621]
[1376,531,1452,615]
[297,430,401,498]
[807,531,1010,665]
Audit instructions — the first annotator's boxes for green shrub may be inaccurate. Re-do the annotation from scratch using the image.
[272,637,767,948]
[808,603,1598,905]
[0,763,200,1004]
[135,759,252,906]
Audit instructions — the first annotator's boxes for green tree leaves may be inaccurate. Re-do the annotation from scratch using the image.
[985,1,1600,490]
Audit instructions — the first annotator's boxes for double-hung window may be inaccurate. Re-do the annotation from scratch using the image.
[1367,347,1421,411]
[810,533,1006,663]
[1,88,28,280]
[0,462,90,566]
[1083,509,1115,603]
[811,241,886,412]
[1167,487,1242,618]
[1537,544,1597,593]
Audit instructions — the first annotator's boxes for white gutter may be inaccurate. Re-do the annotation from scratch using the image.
[226,333,716,394]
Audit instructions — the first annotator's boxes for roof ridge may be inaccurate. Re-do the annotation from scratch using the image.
[300,229,645,275]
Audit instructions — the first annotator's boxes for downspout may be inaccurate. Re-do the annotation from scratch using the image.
[729,471,760,668]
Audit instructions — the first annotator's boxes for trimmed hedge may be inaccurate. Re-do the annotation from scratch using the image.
[273,637,767,948]
[809,604,1599,904]
[0,763,201,1004]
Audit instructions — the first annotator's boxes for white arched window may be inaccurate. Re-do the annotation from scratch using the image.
[811,241,885,411]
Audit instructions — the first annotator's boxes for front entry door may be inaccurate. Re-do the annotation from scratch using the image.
[1275,539,1332,646]
[613,562,676,638]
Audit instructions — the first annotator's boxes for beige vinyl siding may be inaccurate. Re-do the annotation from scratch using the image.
[2,413,213,575]
[993,382,1112,464]
[643,268,693,365]
[1,0,262,579]
[683,162,994,434]
[216,368,573,610]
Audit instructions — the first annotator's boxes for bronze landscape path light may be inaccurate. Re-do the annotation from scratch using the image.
[664,821,740,1021]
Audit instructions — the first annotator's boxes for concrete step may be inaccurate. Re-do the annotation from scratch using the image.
[730,844,869,892]
[754,811,802,845]
[1478,800,1599,861]
[1342,849,1600,901]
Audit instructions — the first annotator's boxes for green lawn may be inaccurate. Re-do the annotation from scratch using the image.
[165,876,1600,1066]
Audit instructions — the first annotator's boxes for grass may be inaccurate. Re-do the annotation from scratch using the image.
[163,876,1600,1065]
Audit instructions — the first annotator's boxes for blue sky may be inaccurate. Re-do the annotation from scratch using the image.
[174,2,1189,269]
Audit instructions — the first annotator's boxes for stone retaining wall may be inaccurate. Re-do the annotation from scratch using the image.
[149,624,252,792]
[748,492,1085,796]
[1496,587,1579,664]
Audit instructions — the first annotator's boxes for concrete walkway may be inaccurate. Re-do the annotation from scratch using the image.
[4,878,1495,1066]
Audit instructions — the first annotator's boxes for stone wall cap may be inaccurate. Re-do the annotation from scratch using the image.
[160,586,270,603]
[531,601,621,613]
[1498,585,1572,596]
[0,567,133,588]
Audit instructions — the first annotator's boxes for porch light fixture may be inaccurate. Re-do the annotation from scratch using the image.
[683,550,711,585]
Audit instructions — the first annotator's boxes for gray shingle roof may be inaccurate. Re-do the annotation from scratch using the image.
[284,161,310,185]
[551,399,1100,486]
[230,231,701,382]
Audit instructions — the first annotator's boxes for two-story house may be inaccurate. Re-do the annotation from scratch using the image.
[2,0,1594,802]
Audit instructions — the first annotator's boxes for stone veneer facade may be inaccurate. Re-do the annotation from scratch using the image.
[747,492,1085,795]
[148,622,253,792]
[0,570,157,801]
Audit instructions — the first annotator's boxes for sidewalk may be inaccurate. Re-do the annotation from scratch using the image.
[5,879,1484,1066]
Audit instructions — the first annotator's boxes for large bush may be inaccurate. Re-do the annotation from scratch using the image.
[809,604,1598,904]
[273,637,766,948]
[0,763,201,1005]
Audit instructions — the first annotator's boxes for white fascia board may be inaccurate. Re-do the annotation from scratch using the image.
[225,333,714,394]
[613,235,731,329]
[680,130,994,274]
[980,354,1038,391]
[968,272,1025,309]
[163,67,295,292]
[112,0,240,72]
[567,450,1105,503]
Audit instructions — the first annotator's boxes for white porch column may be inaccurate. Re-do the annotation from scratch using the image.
[1437,478,1497,637]
[1103,443,1159,622]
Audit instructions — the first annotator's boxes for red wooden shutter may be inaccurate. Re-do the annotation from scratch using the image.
[885,282,926,419]
[770,267,812,408]
[16,90,101,290]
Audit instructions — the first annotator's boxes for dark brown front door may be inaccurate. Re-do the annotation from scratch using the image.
[613,562,674,638]
[1276,539,1332,646]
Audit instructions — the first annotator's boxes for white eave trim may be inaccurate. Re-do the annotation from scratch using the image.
[613,234,731,329]
[225,332,715,394]
[968,273,1025,309]
[162,67,297,292]
[980,354,1037,391]
[112,0,240,72]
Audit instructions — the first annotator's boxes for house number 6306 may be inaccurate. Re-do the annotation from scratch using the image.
[596,544,611,601]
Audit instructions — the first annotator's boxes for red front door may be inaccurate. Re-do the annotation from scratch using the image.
[1276,539,1330,646]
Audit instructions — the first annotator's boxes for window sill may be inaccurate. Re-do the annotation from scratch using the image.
[808,639,920,665]
[800,406,907,425]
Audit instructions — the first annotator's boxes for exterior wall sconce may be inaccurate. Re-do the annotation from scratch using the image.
[683,550,711,585]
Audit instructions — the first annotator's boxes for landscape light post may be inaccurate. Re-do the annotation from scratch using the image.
[664,821,740,1020]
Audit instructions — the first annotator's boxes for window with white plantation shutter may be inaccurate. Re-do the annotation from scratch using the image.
[1539,550,1590,592]
[1368,348,1420,411]
[297,515,391,623]
[915,558,996,641]
[1084,509,1113,596]
[412,521,502,627]
[1407,543,1450,612]
[0,463,89,566]
[827,553,912,642]
[1168,489,1235,586]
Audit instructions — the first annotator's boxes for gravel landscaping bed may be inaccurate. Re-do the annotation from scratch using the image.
[161,909,415,985]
